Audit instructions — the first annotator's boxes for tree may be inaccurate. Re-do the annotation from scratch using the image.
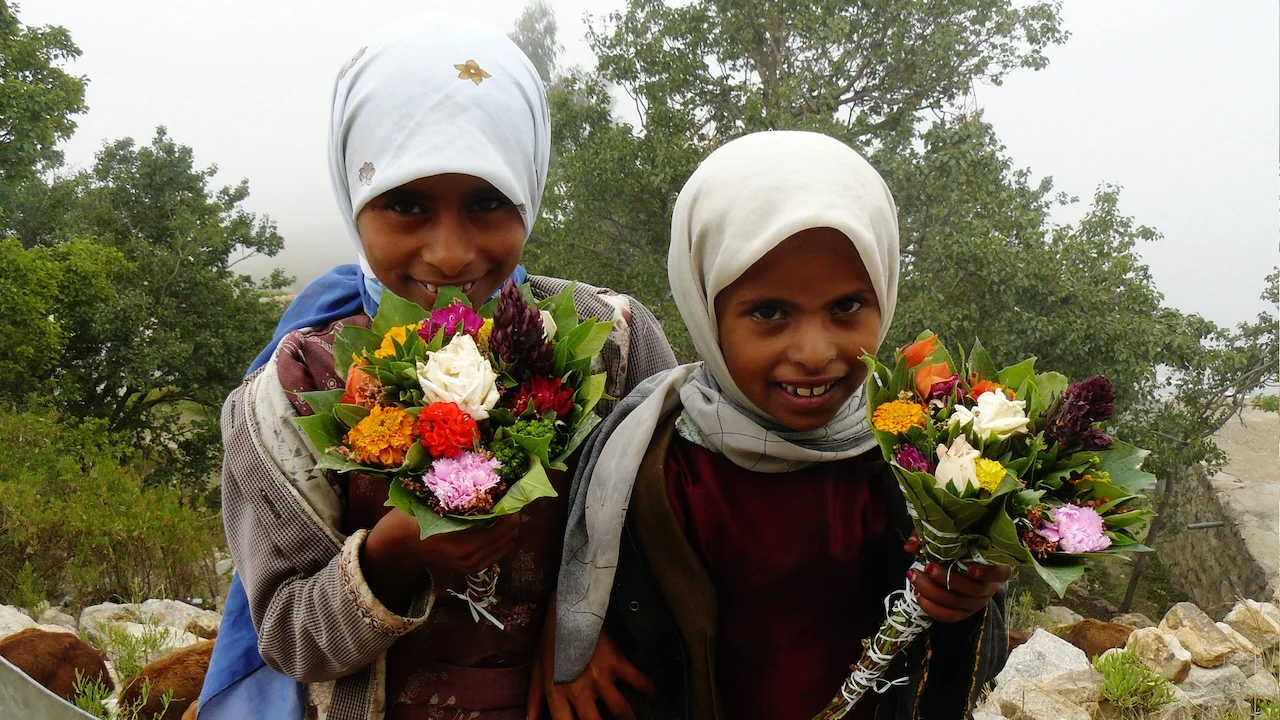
[509,0,562,87]
[0,2,87,235]
[36,128,292,492]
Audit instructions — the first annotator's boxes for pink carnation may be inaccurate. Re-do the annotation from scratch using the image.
[422,302,484,341]
[422,451,503,514]
[1036,504,1112,554]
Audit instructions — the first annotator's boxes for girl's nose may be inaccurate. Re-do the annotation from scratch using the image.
[788,322,838,370]
[420,212,476,278]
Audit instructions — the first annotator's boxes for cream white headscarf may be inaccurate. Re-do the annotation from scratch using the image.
[555,130,901,680]
[328,19,551,304]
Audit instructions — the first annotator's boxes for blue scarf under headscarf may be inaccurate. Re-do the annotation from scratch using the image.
[198,263,525,719]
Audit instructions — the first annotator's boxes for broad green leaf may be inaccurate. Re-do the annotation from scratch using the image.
[332,326,383,381]
[996,357,1037,393]
[333,403,370,429]
[967,339,998,382]
[1094,442,1157,493]
[489,458,559,515]
[292,414,345,455]
[1031,372,1068,416]
[1103,509,1153,530]
[570,321,614,363]
[556,410,602,466]
[574,372,608,419]
[541,282,582,339]
[296,389,344,417]
[1032,558,1087,598]
[372,288,429,335]
[431,285,471,310]
[511,428,554,466]
[385,480,470,539]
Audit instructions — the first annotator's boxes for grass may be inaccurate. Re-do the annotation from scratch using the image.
[1094,648,1175,720]
[82,620,171,683]
[73,670,174,720]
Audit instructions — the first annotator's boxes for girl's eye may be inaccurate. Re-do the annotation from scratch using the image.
[750,305,784,322]
[833,297,863,315]
[388,200,424,215]
[468,192,511,213]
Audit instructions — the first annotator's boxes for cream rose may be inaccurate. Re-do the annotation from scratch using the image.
[935,435,982,495]
[540,310,558,342]
[948,390,1030,441]
[416,334,500,421]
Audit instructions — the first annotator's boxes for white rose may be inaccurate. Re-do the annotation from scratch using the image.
[935,435,982,495]
[416,334,500,421]
[948,390,1030,441]
[540,310,558,342]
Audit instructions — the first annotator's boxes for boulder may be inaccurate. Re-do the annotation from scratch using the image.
[995,629,1091,687]
[1216,621,1265,674]
[1110,612,1155,629]
[1261,601,1280,627]
[1147,686,1197,720]
[0,604,35,640]
[1243,670,1279,702]
[989,677,1092,720]
[1043,605,1084,626]
[79,601,142,643]
[118,639,214,720]
[1124,627,1191,683]
[1055,619,1133,659]
[0,627,112,702]
[1038,667,1103,706]
[1178,663,1247,715]
[1157,602,1235,668]
[139,599,221,640]
[1007,628,1028,654]
[1223,599,1280,651]
[36,607,77,631]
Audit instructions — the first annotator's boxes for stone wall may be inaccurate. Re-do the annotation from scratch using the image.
[1159,409,1278,612]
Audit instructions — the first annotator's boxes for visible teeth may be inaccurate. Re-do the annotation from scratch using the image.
[424,282,474,293]
[782,382,832,397]
[461,282,473,292]
[425,283,438,293]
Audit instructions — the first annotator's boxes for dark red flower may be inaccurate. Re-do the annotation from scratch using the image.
[414,402,479,459]
[489,280,553,377]
[1045,376,1115,448]
[507,376,576,419]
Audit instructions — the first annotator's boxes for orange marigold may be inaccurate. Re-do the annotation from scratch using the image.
[871,400,928,435]
[344,405,416,467]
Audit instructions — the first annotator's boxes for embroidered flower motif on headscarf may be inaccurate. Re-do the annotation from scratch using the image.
[358,162,375,186]
[455,60,491,85]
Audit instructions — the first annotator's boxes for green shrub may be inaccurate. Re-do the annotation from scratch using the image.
[1252,394,1279,412]
[73,669,174,720]
[1008,591,1052,634]
[1093,648,1174,719]
[0,406,223,607]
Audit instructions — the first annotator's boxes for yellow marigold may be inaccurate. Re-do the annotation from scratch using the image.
[374,323,420,358]
[344,405,416,467]
[871,400,928,434]
[974,458,1007,494]
[476,318,495,355]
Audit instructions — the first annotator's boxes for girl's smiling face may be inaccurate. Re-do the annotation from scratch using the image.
[356,173,525,309]
[714,227,882,431]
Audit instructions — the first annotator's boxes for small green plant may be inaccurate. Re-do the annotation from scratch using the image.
[1008,591,1052,634]
[1252,394,1279,412]
[1093,649,1174,719]
[1256,699,1280,720]
[71,669,114,718]
[93,621,171,682]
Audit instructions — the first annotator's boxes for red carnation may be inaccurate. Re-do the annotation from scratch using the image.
[507,376,576,420]
[415,402,480,459]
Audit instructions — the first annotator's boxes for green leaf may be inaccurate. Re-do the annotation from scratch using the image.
[1094,441,1157,493]
[385,480,470,539]
[574,372,608,419]
[556,409,602,466]
[332,326,384,381]
[1103,509,1153,530]
[541,282,582,339]
[489,458,559,515]
[967,339,998,382]
[431,285,472,311]
[333,403,370,429]
[372,288,429,335]
[511,428,554,466]
[996,357,1037,393]
[1031,372,1068,416]
[292,414,345,455]
[1032,558,1087,598]
[570,321,614,363]
[296,390,344,417]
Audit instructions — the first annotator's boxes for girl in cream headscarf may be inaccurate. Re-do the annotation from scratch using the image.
[545,131,1008,720]
[198,19,676,720]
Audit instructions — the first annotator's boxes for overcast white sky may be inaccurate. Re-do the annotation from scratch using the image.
[20,0,1279,329]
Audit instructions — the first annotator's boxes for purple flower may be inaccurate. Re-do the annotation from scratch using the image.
[925,374,960,402]
[422,451,504,514]
[1036,504,1112,554]
[421,302,483,341]
[895,444,932,473]
[1081,428,1115,450]
[1045,376,1115,448]
[489,280,553,377]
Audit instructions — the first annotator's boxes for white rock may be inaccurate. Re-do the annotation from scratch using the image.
[971,711,1007,720]
[1216,621,1265,674]
[1224,599,1280,651]
[35,607,76,630]
[996,628,1091,686]
[1261,602,1280,627]
[79,602,141,643]
[34,624,76,635]
[139,598,221,639]
[0,604,36,640]
[215,555,235,576]
[1158,602,1235,668]
[1148,686,1197,720]
[1244,670,1279,701]
[1178,663,1248,715]
[1039,666,1103,706]
[1111,612,1155,629]
[1124,627,1192,683]
[1043,605,1084,626]
[97,622,202,667]
[989,677,1091,720]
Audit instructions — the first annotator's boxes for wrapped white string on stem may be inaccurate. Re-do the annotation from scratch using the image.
[449,564,504,629]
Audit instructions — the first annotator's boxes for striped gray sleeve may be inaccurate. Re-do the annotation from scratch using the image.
[220,379,434,683]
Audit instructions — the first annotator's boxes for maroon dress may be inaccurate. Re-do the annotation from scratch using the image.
[664,435,898,720]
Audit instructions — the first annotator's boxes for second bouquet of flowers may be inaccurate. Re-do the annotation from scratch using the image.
[292,280,611,626]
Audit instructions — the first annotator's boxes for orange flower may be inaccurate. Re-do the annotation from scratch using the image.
[871,400,928,434]
[344,405,416,468]
[341,361,382,408]
[971,378,1013,399]
[914,362,953,399]
[901,334,940,367]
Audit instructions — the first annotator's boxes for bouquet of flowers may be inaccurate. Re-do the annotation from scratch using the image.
[815,332,1156,719]
[292,281,611,627]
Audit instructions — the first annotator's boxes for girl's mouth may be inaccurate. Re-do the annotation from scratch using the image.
[422,281,475,294]
[772,377,847,411]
